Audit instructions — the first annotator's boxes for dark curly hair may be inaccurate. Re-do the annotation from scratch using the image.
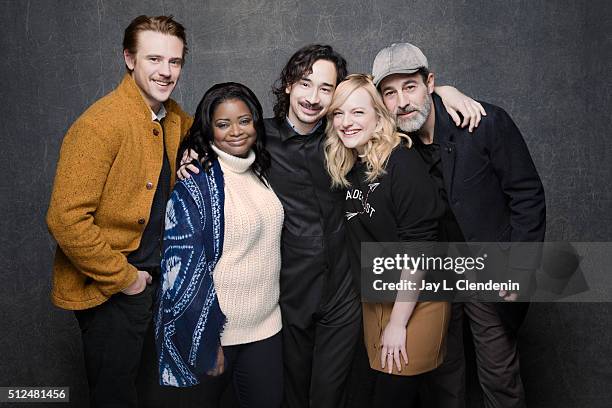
[180,82,271,184]
[271,44,348,121]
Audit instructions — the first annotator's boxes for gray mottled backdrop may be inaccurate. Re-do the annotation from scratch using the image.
[1,0,611,407]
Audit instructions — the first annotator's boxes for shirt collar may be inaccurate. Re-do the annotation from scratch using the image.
[285,116,323,136]
[151,104,167,122]
[407,129,438,147]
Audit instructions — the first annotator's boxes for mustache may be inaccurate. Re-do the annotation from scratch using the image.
[300,101,323,111]
[396,106,419,115]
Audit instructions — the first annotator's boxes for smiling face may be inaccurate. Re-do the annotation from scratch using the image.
[212,99,257,158]
[123,30,184,112]
[379,72,434,133]
[332,87,378,154]
[285,59,337,134]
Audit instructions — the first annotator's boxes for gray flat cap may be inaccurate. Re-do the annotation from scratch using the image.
[372,43,428,86]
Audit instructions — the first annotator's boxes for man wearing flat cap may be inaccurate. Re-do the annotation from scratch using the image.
[371,42,546,408]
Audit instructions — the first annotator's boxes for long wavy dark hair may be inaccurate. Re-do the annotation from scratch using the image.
[180,82,271,184]
[271,44,348,121]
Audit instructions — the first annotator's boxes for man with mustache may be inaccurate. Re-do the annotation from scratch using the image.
[180,43,485,407]
[264,44,488,408]
[372,42,546,408]
[263,45,361,408]
[46,15,192,407]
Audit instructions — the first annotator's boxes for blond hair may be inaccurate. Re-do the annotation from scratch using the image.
[324,74,412,188]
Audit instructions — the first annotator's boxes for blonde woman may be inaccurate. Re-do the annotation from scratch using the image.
[324,74,449,407]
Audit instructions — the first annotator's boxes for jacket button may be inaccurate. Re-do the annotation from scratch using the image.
[153,128,160,136]
[146,182,154,190]
[446,146,453,153]
[138,218,146,225]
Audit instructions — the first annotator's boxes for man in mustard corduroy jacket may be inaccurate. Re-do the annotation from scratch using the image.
[46,15,192,407]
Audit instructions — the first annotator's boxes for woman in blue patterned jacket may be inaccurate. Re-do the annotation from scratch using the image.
[155,82,284,407]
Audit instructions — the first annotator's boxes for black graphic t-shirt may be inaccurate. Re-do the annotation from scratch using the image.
[344,145,444,288]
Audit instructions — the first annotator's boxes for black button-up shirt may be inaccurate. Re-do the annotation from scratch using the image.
[264,118,355,321]
[412,134,466,243]
[127,114,171,275]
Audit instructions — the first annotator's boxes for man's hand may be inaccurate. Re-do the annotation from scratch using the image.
[177,149,200,180]
[206,346,225,376]
[121,270,153,295]
[436,85,487,132]
[499,290,518,301]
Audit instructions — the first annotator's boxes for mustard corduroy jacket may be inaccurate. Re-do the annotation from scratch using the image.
[46,74,193,310]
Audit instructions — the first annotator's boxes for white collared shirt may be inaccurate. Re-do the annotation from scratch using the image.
[285,116,323,135]
[151,104,167,122]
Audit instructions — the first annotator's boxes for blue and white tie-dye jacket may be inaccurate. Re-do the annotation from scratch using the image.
[154,159,226,387]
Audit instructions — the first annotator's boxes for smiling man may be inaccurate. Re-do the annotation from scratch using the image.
[264,45,362,408]
[46,15,192,407]
[372,42,546,408]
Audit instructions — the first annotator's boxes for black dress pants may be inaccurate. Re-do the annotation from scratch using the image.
[74,283,156,408]
[372,371,424,408]
[280,278,361,408]
[423,302,526,408]
[278,228,362,408]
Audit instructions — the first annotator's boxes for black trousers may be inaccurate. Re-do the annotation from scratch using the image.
[280,280,361,408]
[189,332,283,408]
[278,231,362,408]
[75,282,157,408]
[372,371,424,408]
[423,302,526,408]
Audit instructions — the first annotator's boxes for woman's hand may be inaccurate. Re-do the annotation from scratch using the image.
[177,149,200,180]
[380,320,409,374]
[435,85,487,132]
[206,346,225,376]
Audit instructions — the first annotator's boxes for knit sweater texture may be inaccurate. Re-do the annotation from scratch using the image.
[211,145,284,346]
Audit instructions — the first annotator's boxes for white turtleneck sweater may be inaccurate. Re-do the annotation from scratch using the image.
[211,145,284,346]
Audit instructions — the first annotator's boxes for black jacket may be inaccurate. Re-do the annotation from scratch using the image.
[417,94,546,330]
